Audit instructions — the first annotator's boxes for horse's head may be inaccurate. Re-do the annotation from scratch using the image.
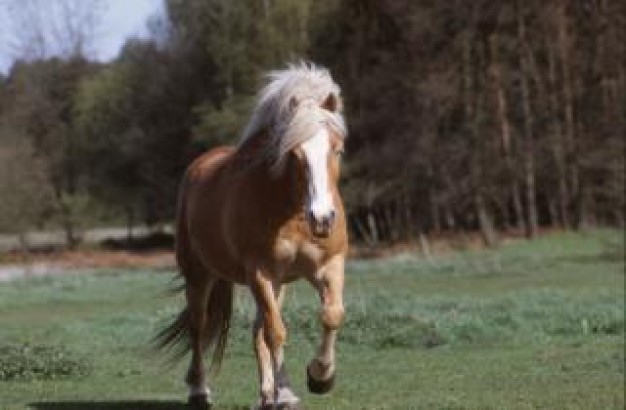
[271,73,345,238]
[292,101,345,237]
[238,63,347,236]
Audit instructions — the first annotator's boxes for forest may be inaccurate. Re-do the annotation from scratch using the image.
[0,0,624,248]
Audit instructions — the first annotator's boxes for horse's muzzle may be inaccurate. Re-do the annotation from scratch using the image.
[307,210,336,237]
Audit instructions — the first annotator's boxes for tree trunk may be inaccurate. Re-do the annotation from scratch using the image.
[443,204,456,231]
[463,29,498,247]
[427,165,441,234]
[402,192,415,240]
[55,190,79,249]
[353,214,375,247]
[392,196,404,240]
[18,231,31,263]
[574,116,592,229]
[383,203,399,242]
[489,33,525,232]
[366,210,380,245]
[126,206,135,243]
[430,195,440,234]
[418,232,435,265]
[547,43,571,228]
[511,183,525,233]
[555,1,580,226]
[548,200,558,227]
[475,192,498,248]
[518,7,539,239]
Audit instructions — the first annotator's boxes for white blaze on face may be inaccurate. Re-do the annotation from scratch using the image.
[301,128,334,222]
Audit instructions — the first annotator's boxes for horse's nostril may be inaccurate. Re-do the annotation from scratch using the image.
[321,216,330,228]
[307,210,336,233]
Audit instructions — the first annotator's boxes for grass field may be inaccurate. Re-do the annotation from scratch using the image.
[0,230,623,409]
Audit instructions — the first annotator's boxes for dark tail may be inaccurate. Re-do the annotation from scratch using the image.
[154,170,233,374]
[154,278,234,375]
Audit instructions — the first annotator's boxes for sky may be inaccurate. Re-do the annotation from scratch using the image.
[0,0,164,74]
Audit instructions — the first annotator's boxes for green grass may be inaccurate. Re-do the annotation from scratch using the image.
[0,229,623,409]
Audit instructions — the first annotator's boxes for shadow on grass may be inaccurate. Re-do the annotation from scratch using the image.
[29,401,249,410]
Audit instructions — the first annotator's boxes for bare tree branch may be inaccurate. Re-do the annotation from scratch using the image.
[1,0,105,62]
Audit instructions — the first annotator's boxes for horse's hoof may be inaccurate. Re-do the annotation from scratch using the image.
[188,393,211,409]
[254,403,303,410]
[306,366,335,394]
[278,403,304,410]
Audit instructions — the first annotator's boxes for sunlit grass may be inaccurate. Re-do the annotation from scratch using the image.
[0,229,623,409]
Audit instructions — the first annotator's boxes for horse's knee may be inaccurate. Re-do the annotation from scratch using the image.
[264,320,287,350]
[321,304,344,330]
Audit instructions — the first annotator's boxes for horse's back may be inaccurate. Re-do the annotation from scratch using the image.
[185,146,235,183]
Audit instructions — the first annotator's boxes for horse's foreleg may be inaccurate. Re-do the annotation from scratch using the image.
[249,271,299,408]
[253,309,275,405]
[308,254,345,394]
[185,277,213,404]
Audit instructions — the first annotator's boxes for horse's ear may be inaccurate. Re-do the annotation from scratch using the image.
[322,93,339,112]
[289,96,299,112]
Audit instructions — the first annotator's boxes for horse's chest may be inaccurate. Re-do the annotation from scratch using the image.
[273,237,326,278]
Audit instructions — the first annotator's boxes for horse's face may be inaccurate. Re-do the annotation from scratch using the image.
[293,127,344,237]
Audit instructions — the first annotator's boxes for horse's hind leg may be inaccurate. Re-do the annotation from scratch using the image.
[185,274,213,405]
[307,254,345,394]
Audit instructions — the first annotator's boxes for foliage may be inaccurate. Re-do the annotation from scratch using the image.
[0,343,91,381]
[310,0,626,243]
[193,95,254,146]
[0,57,97,245]
[0,128,53,236]
[0,1,624,247]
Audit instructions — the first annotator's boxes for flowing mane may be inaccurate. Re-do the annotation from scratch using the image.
[238,62,347,172]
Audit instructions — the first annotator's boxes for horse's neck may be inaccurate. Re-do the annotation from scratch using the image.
[234,133,305,219]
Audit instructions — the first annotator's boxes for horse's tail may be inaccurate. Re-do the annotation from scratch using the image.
[153,170,234,374]
[206,278,234,373]
[154,278,234,375]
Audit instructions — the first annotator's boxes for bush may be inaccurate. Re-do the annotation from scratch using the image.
[0,343,91,381]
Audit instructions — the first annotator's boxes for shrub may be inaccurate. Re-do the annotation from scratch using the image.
[0,343,91,381]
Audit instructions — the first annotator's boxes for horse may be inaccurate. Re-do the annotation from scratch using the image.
[156,62,348,409]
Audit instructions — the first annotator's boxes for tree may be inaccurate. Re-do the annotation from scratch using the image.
[164,0,313,147]
[0,123,54,250]
[75,40,183,229]
[2,0,104,62]
[3,0,623,248]
[309,0,625,244]
[2,57,97,246]
[0,0,105,247]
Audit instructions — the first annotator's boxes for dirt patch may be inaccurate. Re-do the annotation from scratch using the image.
[0,250,175,281]
[0,228,551,281]
[1,249,175,269]
[48,249,175,270]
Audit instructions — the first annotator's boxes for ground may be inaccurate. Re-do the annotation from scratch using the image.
[0,230,623,409]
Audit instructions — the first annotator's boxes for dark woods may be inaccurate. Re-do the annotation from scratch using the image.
[315,0,625,246]
[0,0,623,248]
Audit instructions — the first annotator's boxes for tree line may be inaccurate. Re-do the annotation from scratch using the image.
[0,0,623,248]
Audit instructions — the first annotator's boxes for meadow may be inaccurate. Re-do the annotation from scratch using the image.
[0,230,623,409]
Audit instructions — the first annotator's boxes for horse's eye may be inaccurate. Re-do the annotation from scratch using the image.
[335,149,344,158]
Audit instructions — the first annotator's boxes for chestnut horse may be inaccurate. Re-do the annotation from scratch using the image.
[156,63,348,409]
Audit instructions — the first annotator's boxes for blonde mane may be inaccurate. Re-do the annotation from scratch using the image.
[238,62,347,172]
